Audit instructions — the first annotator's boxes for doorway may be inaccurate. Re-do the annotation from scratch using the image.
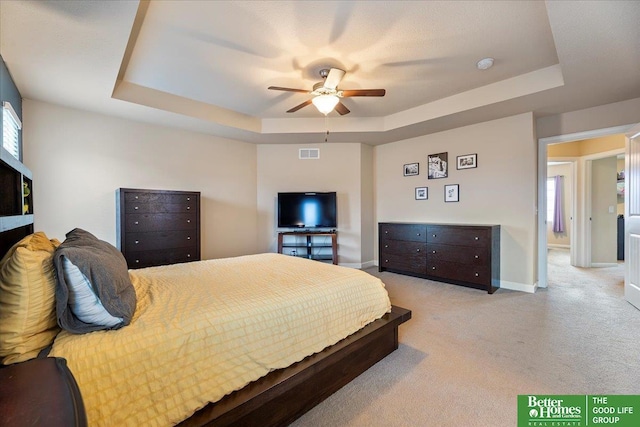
[537,125,634,289]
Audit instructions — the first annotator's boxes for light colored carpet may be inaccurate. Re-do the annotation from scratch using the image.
[290,248,640,427]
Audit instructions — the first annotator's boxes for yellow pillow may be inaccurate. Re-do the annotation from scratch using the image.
[0,232,61,364]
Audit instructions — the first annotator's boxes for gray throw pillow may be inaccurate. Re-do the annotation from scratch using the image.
[53,228,136,334]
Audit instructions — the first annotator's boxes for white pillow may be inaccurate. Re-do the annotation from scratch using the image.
[62,257,123,328]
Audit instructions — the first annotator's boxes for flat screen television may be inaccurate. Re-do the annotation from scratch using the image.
[277,192,337,229]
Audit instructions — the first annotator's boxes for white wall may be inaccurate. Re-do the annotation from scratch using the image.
[23,100,259,260]
[375,113,537,290]
[256,143,367,267]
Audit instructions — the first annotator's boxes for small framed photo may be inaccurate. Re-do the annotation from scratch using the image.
[428,152,448,179]
[444,184,459,202]
[415,187,428,200]
[457,153,477,170]
[404,163,419,176]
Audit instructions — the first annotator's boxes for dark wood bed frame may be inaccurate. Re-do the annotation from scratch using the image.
[0,229,411,427]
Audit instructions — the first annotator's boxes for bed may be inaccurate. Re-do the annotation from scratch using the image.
[0,227,410,426]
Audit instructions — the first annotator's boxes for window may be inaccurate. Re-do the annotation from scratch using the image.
[546,178,555,222]
[2,101,21,160]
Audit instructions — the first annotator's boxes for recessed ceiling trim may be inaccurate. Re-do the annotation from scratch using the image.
[113,81,261,133]
[385,65,565,131]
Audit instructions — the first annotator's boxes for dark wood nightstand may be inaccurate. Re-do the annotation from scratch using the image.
[0,357,87,426]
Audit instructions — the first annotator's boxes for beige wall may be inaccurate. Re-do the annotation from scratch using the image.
[591,156,618,264]
[375,113,537,289]
[23,100,259,260]
[256,143,368,267]
[547,163,572,247]
[360,144,375,267]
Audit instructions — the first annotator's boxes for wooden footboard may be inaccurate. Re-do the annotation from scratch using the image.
[180,306,411,427]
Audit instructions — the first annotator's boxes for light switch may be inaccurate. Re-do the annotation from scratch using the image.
[609,205,615,214]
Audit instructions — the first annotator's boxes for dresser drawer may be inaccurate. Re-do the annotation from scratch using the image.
[124,213,197,232]
[124,192,196,205]
[124,202,197,214]
[427,225,490,247]
[124,247,199,269]
[124,230,197,251]
[380,240,426,256]
[427,260,490,286]
[427,243,488,265]
[379,223,427,242]
[379,252,426,275]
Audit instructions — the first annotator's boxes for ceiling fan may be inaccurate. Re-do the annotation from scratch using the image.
[268,68,386,115]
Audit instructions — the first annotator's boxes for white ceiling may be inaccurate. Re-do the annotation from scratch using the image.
[1,0,639,145]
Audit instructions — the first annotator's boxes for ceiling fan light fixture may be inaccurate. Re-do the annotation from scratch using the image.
[312,94,339,115]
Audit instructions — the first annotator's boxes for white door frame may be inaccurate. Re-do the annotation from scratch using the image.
[624,124,640,309]
[537,124,635,288]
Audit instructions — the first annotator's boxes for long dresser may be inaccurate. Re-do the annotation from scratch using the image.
[379,222,500,293]
[116,188,201,269]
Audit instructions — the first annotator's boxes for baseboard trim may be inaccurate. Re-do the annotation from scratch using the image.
[590,263,619,268]
[361,260,376,269]
[340,262,364,269]
[547,244,570,249]
[500,280,537,294]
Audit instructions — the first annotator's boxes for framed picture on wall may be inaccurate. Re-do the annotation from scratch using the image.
[404,163,419,176]
[456,153,477,170]
[444,184,459,202]
[415,187,428,200]
[428,152,448,179]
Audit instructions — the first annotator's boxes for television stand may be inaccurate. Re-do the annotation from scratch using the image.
[277,231,337,265]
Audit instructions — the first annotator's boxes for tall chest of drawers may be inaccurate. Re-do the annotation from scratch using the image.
[379,222,500,293]
[116,188,201,269]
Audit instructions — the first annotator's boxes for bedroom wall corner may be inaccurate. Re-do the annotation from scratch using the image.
[256,143,366,267]
[22,99,259,259]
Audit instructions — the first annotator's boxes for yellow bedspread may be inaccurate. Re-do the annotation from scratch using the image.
[49,253,391,426]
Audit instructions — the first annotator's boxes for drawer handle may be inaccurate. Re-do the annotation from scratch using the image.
[385,230,388,234]
[187,219,191,223]
[134,206,139,210]
[417,233,421,236]
[187,236,191,240]
[475,237,479,240]
[432,266,436,270]
[384,244,388,248]
[187,206,191,210]
[474,255,479,259]
[416,248,420,252]
[187,197,191,201]
[134,221,139,225]
[475,273,479,277]
[135,259,139,263]
[135,240,139,244]
[135,196,139,200]
[432,234,436,238]
[187,254,191,258]
[385,259,389,263]
[432,250,436,254]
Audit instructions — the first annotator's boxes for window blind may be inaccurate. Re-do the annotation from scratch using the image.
[2,101,21,160]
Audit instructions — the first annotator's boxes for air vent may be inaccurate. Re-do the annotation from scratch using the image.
[299,148,320,160]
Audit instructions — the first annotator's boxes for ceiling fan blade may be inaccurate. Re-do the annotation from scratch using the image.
[323,68,346,90]
[286,99,313,113]
[341,89,386,97]
[268,86,309,93]
[334,101,350,115]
